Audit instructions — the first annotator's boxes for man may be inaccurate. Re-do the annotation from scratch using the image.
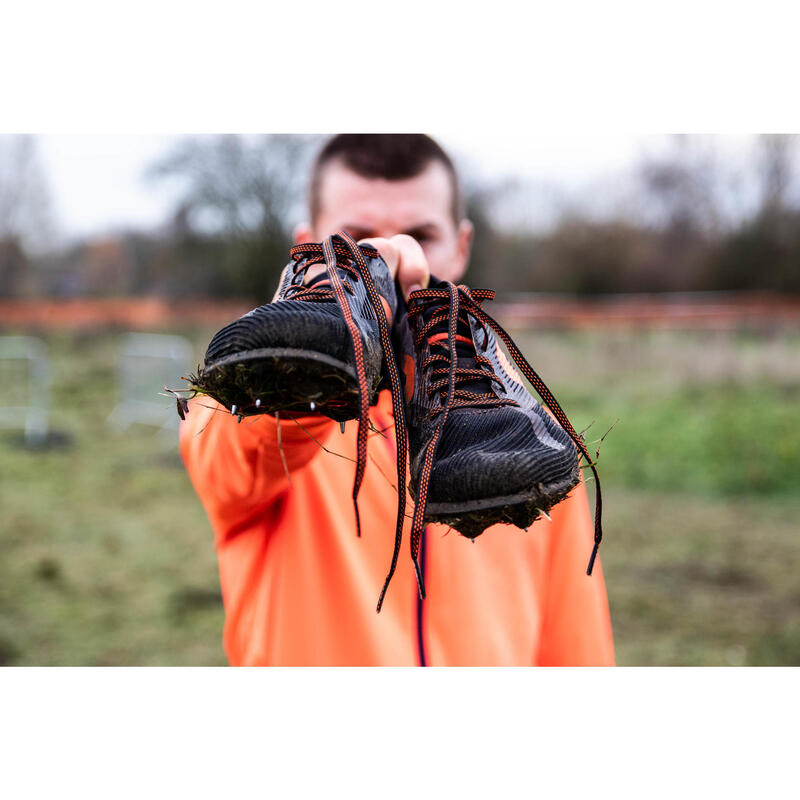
[180,134,614,666]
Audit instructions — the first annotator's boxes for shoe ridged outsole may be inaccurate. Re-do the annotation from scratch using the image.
[190,347,380,422]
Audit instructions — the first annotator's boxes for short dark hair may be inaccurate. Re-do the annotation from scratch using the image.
[309,134,464,225]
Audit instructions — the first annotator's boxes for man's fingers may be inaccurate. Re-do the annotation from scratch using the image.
[358,238,400,280]
[392,234,430,300]
[359,234,430,301]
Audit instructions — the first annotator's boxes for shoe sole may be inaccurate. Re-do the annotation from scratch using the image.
[192,347,379,422]
[422,465,581,539]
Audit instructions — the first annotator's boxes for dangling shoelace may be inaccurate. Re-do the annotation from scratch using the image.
[378,282,604,606]
[287,233,409,598]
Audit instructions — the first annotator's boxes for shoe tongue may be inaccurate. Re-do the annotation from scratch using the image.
[302,267,333,289]
[298,264,351,296]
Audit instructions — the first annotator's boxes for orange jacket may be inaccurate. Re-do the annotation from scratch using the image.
[180,391,615,666]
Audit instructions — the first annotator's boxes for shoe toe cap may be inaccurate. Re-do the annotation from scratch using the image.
[204,301,369,367]
[427,406,579,503]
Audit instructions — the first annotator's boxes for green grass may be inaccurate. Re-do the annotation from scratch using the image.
[563,384,800,496]
[602,488,800,665]
[0,326,799,665]
[0,330,226,666]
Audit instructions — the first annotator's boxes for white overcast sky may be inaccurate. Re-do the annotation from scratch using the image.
[35,134,757,241]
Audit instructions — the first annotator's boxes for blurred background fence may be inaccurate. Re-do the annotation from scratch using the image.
[1,134,798,666]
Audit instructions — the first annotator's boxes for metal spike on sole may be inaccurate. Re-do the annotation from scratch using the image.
[340,422,346,434]
[310,401,316,412]
[231,405,237,415]
[255,398,261,408]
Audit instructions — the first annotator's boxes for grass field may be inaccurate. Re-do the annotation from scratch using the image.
[1,325,799,666]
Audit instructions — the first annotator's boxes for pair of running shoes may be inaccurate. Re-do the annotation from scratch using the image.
[183,231,602,611]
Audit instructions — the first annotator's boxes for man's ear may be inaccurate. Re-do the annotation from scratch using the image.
[293,222,315,245]
[453,219,474,282]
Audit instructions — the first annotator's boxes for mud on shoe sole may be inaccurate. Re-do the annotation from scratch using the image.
[190,347,383,422]
[420,460,581,539]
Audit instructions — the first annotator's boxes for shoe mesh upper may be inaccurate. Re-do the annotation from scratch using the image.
[429,405,578,501]
[204,301,353,366]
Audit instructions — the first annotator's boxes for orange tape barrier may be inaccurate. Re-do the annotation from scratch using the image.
[1,293,799,331]
[0,298,252,330]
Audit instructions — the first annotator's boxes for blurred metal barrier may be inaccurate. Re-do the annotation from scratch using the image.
[107,333,193,433]
[0,336,51,446]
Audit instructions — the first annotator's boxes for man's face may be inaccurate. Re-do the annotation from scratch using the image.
[298,158,473,283]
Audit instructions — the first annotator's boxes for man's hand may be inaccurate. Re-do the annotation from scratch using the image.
[358,235,430,301]
[295,234,431,302]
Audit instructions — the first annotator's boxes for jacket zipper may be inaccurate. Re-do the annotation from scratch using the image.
[416,526,427,666]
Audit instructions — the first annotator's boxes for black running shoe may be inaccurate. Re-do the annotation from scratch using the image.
[377,278,603,610]
[187,231,410,543]
[191,233,398,422]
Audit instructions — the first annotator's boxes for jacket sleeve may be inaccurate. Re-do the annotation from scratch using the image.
[179,398,336,545]
[535,477,616,666]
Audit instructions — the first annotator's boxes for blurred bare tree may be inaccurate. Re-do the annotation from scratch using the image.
[146,135,319,299]
[713,134,800,291]
[0,135,58,297]
[637,135,729,233]
[483,134,800,295]
[758,134,796,215]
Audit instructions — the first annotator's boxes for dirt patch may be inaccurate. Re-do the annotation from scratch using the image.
[169,586,223,621]
[636,561,767,592]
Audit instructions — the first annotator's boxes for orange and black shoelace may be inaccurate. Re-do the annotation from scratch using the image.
[392,283,604,597]
[288,232,410,610]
